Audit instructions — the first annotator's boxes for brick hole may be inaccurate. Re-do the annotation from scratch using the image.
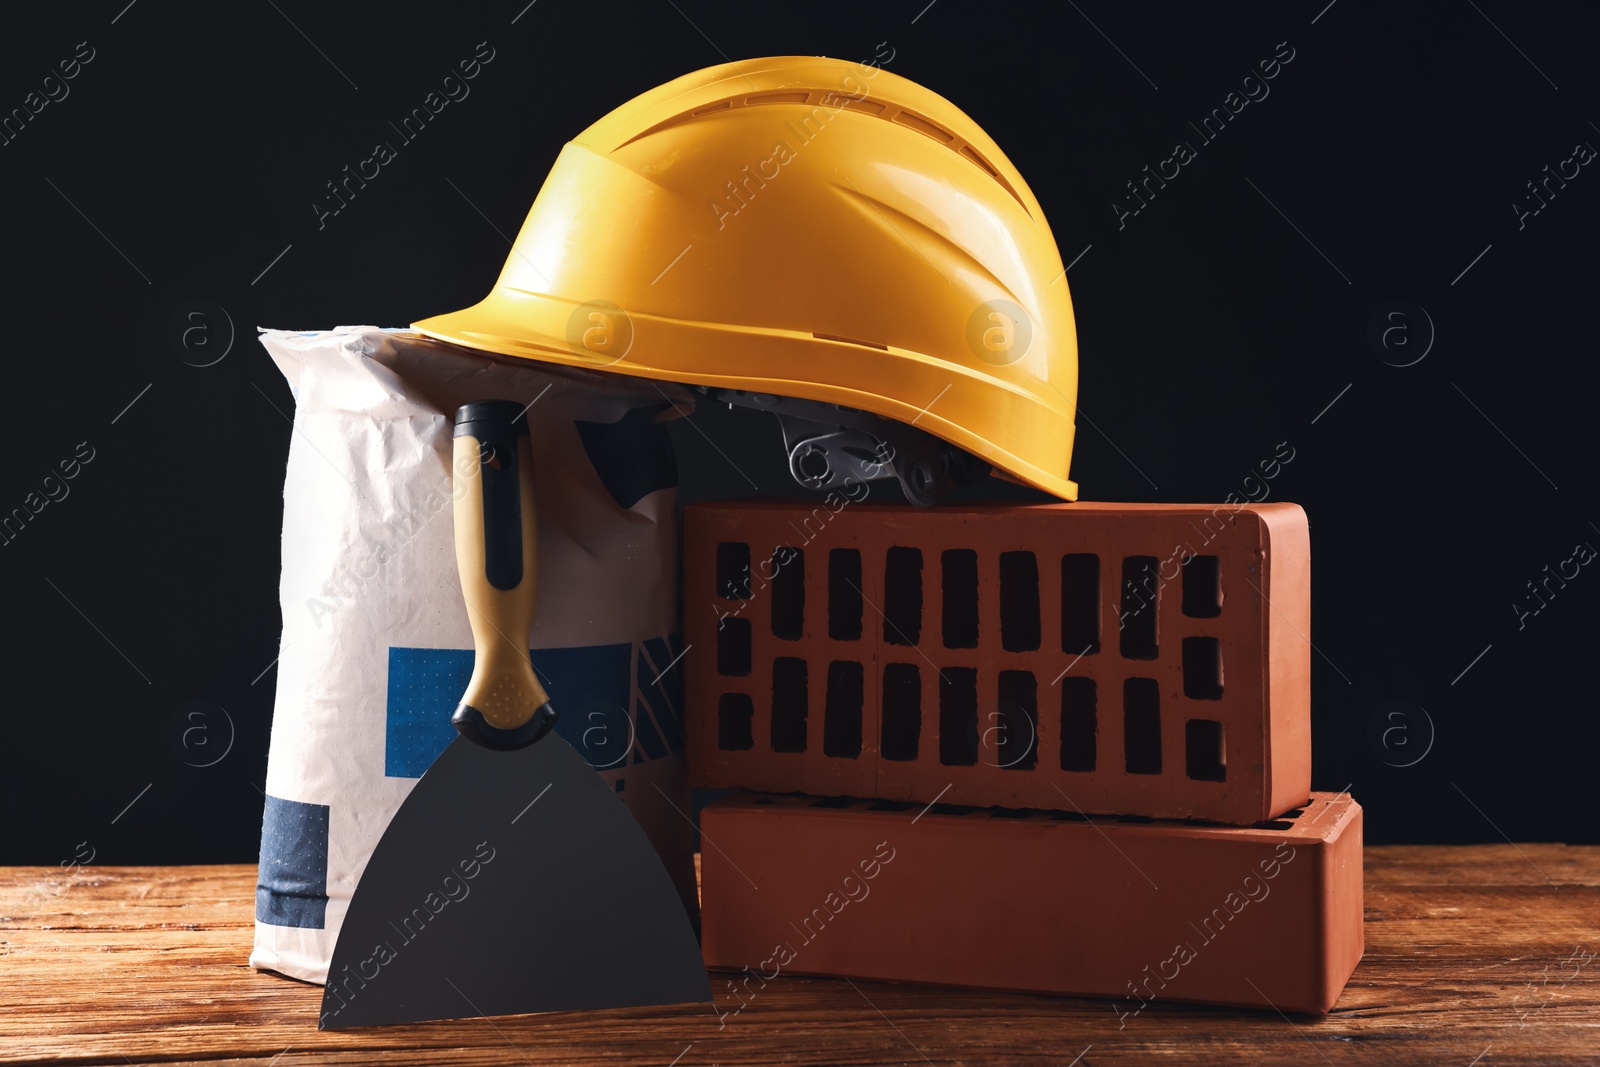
[1119,556,1160,660]
[717,617,752,676]
[1282,808,1306,819]
[810,795,858,808]
[828,548,863,640]
[1117,814,1155,823]
[941,548,979,648]
[1182,554,1222,618]
[1184,719,1227,781]
[1252,819,1295,831]
[771,657,808,752]
[1182,637,1224,700]
[716,541,752,600]
[938,666,979,766]
[717,692,754,750]
[868,799,915,811]
[823,660,864,758]
[1061,553,1102,655]
[770,547,804,640]
[880,663,921,762]
[995,669,1038,770]
[1123,678,1162,774]
[1049,810,1090,822]
[999,551,1042,652]
[883,546,924,645]
[1059,677,1097,772]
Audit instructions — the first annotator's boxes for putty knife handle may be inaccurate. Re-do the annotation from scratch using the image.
[449,400,557,750]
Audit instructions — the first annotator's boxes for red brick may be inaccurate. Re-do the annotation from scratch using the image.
[700,791,1362,1015]
[684,500,1311,823]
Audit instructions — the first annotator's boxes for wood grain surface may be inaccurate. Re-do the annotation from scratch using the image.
[1,847,1596,1066]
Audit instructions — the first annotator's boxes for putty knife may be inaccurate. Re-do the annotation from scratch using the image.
[319,400,710,1029]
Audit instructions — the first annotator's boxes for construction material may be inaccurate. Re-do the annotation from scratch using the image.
[251,328,696,985]
[700,790,1361,1014]
[684,500,1311,823]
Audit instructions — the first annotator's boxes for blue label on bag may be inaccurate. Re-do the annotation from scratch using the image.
[384,636,685,778]
[256,795,331,929]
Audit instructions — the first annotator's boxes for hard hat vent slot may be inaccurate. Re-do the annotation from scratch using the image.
[893,108,956,143]
[961,145,999,177]
[615,80,1031,214]
[838,98,887,115]
[746,91,810,106]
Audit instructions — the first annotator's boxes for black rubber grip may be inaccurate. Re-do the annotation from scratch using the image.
[452,701,559,751]
[454,401,531,592]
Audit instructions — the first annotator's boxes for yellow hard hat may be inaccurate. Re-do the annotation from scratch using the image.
[415,56,1079,501]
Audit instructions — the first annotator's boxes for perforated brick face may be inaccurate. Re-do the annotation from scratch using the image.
[683,501,1311,823]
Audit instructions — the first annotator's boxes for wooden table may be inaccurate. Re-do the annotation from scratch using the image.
[2,847,1595,1065]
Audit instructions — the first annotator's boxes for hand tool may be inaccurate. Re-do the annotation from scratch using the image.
[319,399,710,1029]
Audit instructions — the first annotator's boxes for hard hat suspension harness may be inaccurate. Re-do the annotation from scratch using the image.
[694,386,991,507]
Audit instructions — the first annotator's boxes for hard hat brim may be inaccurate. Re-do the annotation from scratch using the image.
[414,296,1079,502]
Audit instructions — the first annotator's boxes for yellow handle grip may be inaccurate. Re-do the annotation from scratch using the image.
[450,401,555,749]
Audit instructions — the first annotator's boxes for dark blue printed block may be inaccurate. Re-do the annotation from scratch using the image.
[256,794,330,929]
[386,641,677,778]
[385,647,472,778]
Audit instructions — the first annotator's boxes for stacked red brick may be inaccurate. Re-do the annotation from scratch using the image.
[683,500,1361,1012]
[700,791,1362,1015]
[686,501,1310,822]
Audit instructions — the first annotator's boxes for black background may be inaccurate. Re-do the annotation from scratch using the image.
[2,0,1595,864]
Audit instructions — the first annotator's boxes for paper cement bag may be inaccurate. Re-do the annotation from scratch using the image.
[250,326,695,984]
